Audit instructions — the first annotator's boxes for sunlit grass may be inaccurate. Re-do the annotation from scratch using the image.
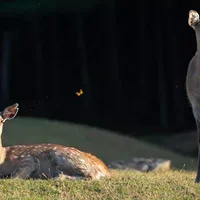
[0,170,199,200]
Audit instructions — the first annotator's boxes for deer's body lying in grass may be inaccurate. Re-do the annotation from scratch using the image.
[187,10,200,183]
[0,103,110,180]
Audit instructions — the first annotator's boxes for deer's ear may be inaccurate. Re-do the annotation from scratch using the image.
[1,103,19,121]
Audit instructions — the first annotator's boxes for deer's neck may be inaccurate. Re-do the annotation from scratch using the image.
[0,136,2,149]
[195,25,200,67]
[0,123,4,149]
[0,124,6,164]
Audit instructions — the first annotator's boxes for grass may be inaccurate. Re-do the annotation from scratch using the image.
[139,131,197,156]
[0,170,199,200]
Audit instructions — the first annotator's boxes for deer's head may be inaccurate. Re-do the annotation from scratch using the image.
[0,103,19,124]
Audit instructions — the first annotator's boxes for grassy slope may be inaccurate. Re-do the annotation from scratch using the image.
[139,131,197,156]
[2,117,197,170]
[0,170,199,200]
[0,117,199,199]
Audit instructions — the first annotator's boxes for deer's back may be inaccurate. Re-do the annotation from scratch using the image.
[3,144,110,179]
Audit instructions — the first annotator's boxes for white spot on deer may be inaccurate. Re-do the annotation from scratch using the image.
[44,147,47,149]
[62,156,66,161]
[21,155,24,158]
[95,171,104,180]
[79,158,85,163]
[53,147,57,150]
[47,144,51,145]
[13,156,18,159]
[12,150,15,153]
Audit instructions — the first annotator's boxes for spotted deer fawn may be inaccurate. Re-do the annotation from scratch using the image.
[187,10,200,183]
[0,103,110,180]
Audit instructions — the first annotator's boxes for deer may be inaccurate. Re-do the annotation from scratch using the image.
[0,103,110,180]
[186,10,200,183]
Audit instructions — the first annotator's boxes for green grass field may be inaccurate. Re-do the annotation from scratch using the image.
[0,170,199,200]
[0,117,199,199]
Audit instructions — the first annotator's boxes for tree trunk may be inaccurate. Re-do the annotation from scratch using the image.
[75,13,91,120]
[138,0,148,115]
[0,31,12,107]
[165,1,185,129]
[105,0,121,120]
[32,16,47,116]
[156,7,169,129]
[50,15,61,118]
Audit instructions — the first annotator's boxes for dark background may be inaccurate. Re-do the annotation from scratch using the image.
[0,0,197,136]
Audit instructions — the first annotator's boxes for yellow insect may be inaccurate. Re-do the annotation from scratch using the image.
[76,89,83,96]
